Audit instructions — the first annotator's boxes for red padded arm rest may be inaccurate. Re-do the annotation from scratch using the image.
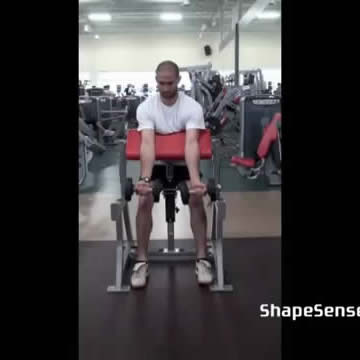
[126,129,213,160]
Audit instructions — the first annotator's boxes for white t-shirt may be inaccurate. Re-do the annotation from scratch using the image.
[136,92,205,134]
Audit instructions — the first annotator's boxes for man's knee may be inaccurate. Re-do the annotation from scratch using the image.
[137,195,153,213]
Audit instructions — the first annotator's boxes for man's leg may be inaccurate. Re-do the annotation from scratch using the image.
[186,181,207,259]
[135,192,154,261]
[131,191,153,288]
[187,181,213,284]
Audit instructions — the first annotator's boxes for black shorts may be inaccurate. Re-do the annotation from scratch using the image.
[150,164,202,186]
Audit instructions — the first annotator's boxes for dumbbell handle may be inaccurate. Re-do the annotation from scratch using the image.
[134,180,163,203]
[188,184,207,195]
[134,183,153,195]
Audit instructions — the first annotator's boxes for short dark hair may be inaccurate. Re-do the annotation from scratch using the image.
[156,60,180,77]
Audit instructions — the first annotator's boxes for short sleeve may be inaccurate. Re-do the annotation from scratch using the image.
[185,103,206,130]
[137,102,154,131]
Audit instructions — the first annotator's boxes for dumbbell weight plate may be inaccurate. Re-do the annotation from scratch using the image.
[124,178,134,201]
[207,178,217,202]
[152,179,163,203]
[178,181,190,205]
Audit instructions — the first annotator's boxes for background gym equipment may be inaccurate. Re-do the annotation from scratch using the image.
[79,95,128,145]
[225,69,266,96]
[79,132,88,186]
[205,86,242,136]
[231,96,281,186]
[79,103,106,186]
[179,63,218,114]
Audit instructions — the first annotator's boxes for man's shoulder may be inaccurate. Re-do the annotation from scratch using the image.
[180,93,203,111]
[137,94,158,111]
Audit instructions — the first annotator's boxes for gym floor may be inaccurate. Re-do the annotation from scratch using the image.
[79,143,281,360]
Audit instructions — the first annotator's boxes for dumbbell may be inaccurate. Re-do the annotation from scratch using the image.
[177,178,219,205]
[124,178,163,202]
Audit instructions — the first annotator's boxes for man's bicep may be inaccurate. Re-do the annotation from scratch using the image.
[137,105,155,131]
[185,105,205,131]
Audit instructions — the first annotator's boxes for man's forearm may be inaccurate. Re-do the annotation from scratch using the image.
[185,140,201,184]
[140,142,155,178]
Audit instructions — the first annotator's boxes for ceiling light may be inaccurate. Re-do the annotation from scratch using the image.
[160,13,183,21]
[94,34,100,39]
[88,13,112,22]
[256,11,281,20]
[143,0,184,2]
[201,24,207,31]
[84,24,91,32]
[183,0,191,5]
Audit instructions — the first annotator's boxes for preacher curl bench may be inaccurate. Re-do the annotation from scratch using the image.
[107,129,233,293]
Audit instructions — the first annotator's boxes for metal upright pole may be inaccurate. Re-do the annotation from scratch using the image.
[234,22,239,87]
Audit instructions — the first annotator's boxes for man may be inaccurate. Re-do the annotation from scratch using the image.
[103,85,116,97]
[125,84,136,96]
[131,60,213,288]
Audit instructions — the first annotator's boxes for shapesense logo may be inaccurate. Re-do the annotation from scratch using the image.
[260,304,360,321]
